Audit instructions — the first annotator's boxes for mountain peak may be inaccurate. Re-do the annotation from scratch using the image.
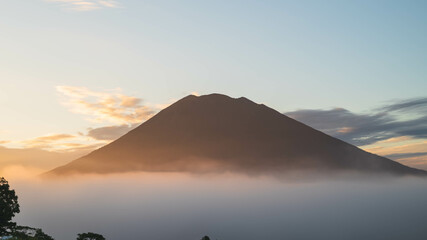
[182,93,247,102]
[176,94,259,111]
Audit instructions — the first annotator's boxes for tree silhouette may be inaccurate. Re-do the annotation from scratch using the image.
[76,232,106,240]
[201,236,211,240]
[0,177,20,234]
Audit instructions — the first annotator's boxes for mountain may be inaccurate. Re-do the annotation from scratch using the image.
[47,94,427,176]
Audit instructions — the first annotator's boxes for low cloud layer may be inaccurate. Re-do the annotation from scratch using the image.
[12,175,427,240]
[286,97,427,146]
[45,0,119,11]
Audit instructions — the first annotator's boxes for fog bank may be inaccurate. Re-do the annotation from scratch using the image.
[11,173,427,240]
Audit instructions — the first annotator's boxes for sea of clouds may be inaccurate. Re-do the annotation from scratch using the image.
[10,173,427,240]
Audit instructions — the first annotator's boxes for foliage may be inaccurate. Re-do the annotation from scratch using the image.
[33,229,55,240]
[0,177,20,234]
[7,226,54,240]
[201,236,211,240]
[76,232,106,240]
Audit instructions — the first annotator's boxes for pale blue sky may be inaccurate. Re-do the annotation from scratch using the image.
[1,0,426,143]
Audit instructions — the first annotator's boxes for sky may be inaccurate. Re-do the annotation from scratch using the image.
[1,0,427,173]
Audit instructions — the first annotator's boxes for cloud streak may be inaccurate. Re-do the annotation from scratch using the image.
[57,86,155,125]
[46,0,119,11]
[385,152,427,160]
[380,97,427,112]
[11,133,104,152]
[21,134,76,149]
[86,124,138,141]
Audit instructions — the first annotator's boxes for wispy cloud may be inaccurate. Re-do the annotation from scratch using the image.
[364,139,427,170]
[26,134,75,143]
[46,0,120,11]
[20,134,75,149]
[1,132,103,152]
[20,133,81,151]
[57,86,155,125]
[385,152,427,160]
[380,98,427,113]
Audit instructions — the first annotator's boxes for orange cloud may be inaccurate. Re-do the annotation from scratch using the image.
[13,132,105,152]
[337,127,354,134]
[364,140,427,156]
[31,134,74,142]
[362,139,427,170]
[21,134,76,148]
[56,142,104,151]
[399,155,427,168]
[376,136,413,144]
[57,86,155,125]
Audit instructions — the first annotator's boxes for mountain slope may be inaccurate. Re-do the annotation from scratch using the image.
[47,94,427,176]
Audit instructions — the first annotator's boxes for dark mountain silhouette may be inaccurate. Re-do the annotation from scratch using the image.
[47,94,427,176]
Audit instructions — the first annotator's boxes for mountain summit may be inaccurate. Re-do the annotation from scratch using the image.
[47,94,426,176]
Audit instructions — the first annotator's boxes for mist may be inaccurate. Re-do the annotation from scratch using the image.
[9,173,427,240]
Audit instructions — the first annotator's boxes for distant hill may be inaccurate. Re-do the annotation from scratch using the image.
[46,94,427,177]
[0,146,84,175]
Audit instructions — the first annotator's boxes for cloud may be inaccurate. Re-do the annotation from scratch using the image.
[286,108,392,145]
[286,97,427,146]
[16,133,104,152]
[29,134,75,142]
[87,124,138,141]
[286,98,427,169]
[380,97,427,112]
[366,140,427,156]
[22,134,76,148]
[46,0,120,11]
[57,86,155,125]
[378,136,412,144]
[385,152,427,160]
